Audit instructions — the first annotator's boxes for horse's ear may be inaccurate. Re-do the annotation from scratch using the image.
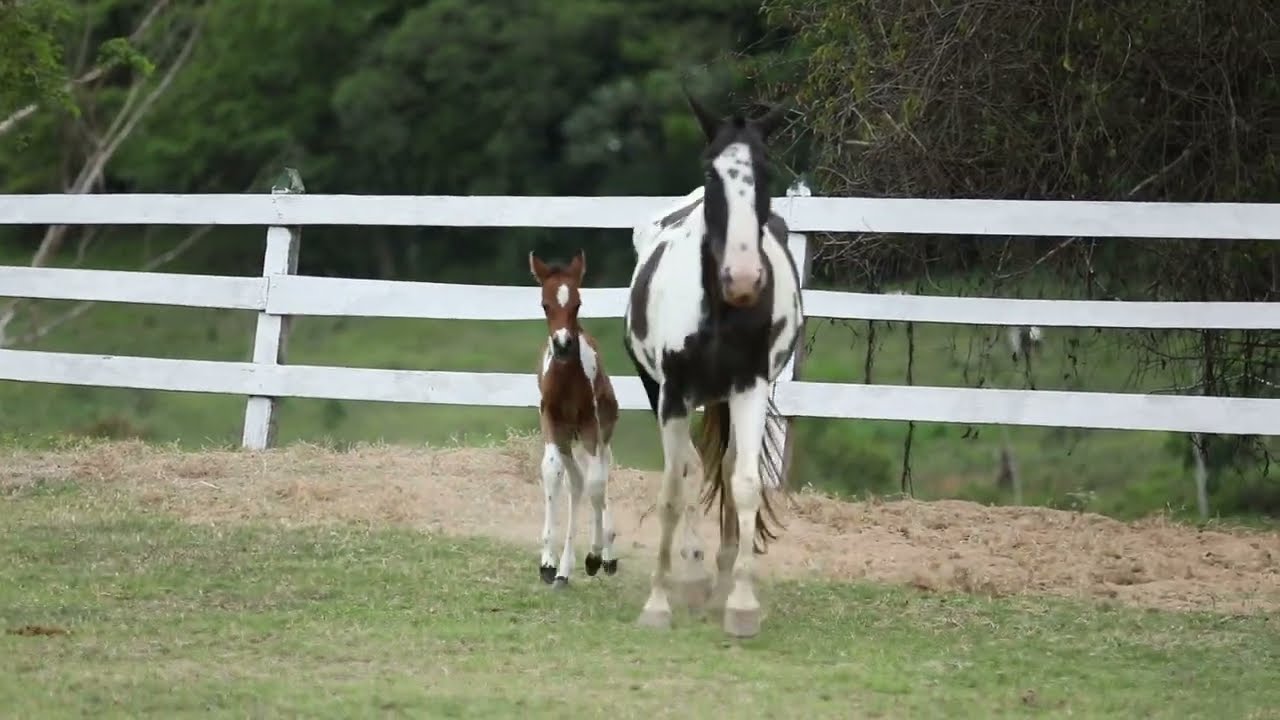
[529,252,550,283]
[682,87,720,142]
[568,249,586,284]
[751,101,791,141]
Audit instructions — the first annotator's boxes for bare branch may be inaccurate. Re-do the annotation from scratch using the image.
[0,0,175,137]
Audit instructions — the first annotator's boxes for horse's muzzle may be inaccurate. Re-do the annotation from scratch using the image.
[721,267,765,307]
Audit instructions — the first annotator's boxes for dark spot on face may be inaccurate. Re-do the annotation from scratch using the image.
[743,174,753,186]
[738,189,748,197]
[738,243,748,251]
[727,168,740,180]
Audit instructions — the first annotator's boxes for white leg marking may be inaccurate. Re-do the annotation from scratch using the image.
[679,437,706,564]
[601,444,616,563]
[637,398,689,629]
[725,379,771,637]
[539,443,563,574]
[556,445,586,585]
[709,424,739,615]
[585,445,611,563]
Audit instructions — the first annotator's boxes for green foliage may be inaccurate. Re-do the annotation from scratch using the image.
[0,0,75,118]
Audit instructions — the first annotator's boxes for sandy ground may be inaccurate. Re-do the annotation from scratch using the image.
[4,437,1279,615]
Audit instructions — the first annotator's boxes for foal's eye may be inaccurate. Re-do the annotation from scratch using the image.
[541,302,549,311]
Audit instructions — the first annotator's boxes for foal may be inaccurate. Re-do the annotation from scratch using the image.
[531,249,620,588]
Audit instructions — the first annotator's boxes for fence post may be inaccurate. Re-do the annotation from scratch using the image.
[241,168,304,451]
[778,179,813,487]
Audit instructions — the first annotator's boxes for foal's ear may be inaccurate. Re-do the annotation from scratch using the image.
[529,252,551,283]
[567,249,586,284]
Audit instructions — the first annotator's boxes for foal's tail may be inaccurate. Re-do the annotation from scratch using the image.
[695,396,788,554]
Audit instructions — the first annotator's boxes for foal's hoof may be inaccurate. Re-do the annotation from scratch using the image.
[553,576,570,590]
[636,608,672,630]
[602,558,618,576]
[539,564,557,585]
[584,553,603,577]
[723,607,761,639]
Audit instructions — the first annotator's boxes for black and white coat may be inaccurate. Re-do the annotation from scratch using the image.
[621,99,802,639]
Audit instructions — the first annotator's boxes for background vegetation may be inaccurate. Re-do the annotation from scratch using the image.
[1,0,1276,521]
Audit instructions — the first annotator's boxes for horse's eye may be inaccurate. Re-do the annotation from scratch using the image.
[541,302,549,311]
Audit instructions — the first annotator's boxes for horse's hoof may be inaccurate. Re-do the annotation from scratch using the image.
[602,558,618,576]
[585,553,603,576]
[677,575,713,611]
[553,576,570,590]
[636,608,672,630]
[539,564,557,585]
[723,606,761,639]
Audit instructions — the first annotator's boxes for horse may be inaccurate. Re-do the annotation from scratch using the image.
[622,91,802,638]
[530,249,620,589]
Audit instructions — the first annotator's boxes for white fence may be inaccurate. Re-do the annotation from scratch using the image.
[1,186,1279,452]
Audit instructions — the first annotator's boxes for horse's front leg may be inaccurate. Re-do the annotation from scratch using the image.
[637,389,689,629]
[554,442,586,589]
[538,439,565,585]
[675,437,712,611]
[722,378,771,638]
[582,434,618,578]
[707,428,739,620]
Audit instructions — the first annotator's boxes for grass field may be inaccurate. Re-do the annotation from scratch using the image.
[0,237,1273,521]
[3,440,1279,718]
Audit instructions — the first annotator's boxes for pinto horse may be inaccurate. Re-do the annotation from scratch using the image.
[623,92,802,638]
[530,249,620,588]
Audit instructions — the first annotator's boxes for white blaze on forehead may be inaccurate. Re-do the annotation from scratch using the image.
[711,142,763,288]
[555,283,570,307]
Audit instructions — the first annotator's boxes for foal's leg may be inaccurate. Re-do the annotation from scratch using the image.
[583,439,618,577]
[723,378,772,638]
[538,440,565,584]
[554,442,587,588]
[637,395,689,629]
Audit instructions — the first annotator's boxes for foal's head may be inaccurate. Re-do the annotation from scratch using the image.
[529,250,586,362]
[685,90,789,308]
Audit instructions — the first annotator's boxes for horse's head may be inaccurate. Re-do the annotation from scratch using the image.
[684,89,789,309]
[529,250,586,362]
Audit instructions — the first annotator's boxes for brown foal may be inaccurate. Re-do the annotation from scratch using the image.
[530,249,620,587]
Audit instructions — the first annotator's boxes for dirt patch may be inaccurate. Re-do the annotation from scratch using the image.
[5,438,1279,615]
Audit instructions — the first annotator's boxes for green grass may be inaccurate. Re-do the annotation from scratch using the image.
[0,238,1274,521]
[3,480,1279,719]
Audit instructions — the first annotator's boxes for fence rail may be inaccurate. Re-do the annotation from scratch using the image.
[2,187,1278,452]
[1,264,1275,329]
[4,193,1280,237]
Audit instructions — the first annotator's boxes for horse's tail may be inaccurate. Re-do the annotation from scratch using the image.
[695,396,787,554]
